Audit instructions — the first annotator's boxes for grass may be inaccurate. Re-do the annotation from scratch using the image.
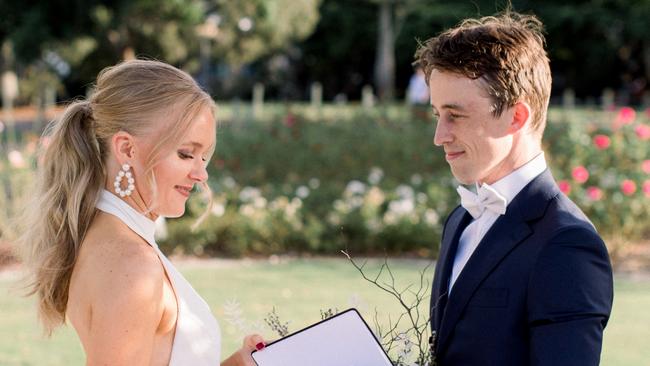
[0,258,648,365]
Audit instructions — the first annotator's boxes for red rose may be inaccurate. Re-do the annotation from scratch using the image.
[592,134,611,149]
[586,186,603,201]
[635,124,650,140]
[614,107,636,129]
[558,180,571,195]
[621,179,637,196]
[572,166,589,184]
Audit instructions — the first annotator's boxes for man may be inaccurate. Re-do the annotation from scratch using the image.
[415,11,613,365]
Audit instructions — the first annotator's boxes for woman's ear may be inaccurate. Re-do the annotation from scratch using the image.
[507,102,531,134]
[111,131,136,163]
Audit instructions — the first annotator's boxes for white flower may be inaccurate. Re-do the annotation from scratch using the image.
[239,204,256,217]
[222,176,237,189]
[417,192,428,204]
[308,178,320,189]
[368,167,384,185]
[345,180,367,196]
[424,209,439,226]
[211,202,226,217]
[388,198,415,215]
[253,196,267,209]
[348,196,364,209]
[365,187,385,207]
[239,186,261,202]
[296,185,310,199]
[269,196,289,211]
[396,184,415,200]
[8,150,26,169]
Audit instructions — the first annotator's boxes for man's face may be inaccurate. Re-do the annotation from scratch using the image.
[429,69,516,185]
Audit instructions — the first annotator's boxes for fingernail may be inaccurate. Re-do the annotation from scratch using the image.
[256,342,265,351]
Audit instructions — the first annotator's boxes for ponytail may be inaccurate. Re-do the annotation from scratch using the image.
[18,100,105,335]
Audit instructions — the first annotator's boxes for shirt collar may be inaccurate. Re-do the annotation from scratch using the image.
[475,152,547,207]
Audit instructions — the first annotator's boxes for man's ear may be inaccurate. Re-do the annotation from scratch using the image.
[507,102,531,134]
[111,131,136,163]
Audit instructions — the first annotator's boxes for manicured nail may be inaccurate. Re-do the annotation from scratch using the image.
[256,342,265,351]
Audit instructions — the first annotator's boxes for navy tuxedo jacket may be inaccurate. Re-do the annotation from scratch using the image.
[430,170,613,366]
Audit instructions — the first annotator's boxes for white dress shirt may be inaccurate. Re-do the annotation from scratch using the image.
[448,153,547,292]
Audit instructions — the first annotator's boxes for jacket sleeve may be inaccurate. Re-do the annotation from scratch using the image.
[527,225,614,366]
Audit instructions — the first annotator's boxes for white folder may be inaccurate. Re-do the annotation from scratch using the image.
[251,308,393,366]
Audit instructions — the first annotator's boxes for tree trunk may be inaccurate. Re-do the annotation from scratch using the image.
[374,0,395,102]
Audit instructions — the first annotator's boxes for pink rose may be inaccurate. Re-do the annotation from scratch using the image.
[635,124,650,140]
[571,166,589,184]
[621,179,637,196]
[643,180,650,198]
[586,186,603,201]
[558,180,571,195]
[643,160,650,174]
[592,134,611,149]
[614,107,636,128]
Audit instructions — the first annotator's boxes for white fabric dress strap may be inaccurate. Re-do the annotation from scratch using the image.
[95,190,221,365]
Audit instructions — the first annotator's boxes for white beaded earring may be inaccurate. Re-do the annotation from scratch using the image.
[114,163,135,197]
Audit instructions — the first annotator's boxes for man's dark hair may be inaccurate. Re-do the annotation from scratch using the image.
[415,11,552,135]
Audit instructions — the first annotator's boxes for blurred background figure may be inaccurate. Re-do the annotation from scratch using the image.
[406,65,429,105]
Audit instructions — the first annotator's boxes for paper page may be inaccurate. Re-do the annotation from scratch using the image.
[252,309,393,366]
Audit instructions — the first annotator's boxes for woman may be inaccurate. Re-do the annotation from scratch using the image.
[18,60,264,365]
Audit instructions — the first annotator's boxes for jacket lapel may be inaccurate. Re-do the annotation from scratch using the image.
[431,207,472,335]
[436,170,559,354]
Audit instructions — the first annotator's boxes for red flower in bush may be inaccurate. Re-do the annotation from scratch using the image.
[614,107,636,128]
[635,124,650,140]
[643,180,650,198]
[592,134,611,149]
[571,166,589,184]
[643,160,650,174]
[586,186,603,201]
[558,180,571,195]
[621,179,637,196]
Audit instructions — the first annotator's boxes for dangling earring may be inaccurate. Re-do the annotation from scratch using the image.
[114,163,135,197]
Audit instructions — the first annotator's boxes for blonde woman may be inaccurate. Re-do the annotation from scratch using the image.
[18,60,264,365]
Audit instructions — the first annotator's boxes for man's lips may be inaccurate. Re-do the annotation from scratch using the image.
[445,151,465,160]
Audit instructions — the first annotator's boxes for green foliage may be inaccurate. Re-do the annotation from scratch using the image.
[157,105,649,258]
[545,107,650,254]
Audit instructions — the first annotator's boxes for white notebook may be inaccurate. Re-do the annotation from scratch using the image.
[251,308,393,366]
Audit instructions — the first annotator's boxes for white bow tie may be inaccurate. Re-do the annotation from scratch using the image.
[457,184,507,219]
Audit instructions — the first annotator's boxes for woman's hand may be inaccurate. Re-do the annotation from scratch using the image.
[221,334,266,366]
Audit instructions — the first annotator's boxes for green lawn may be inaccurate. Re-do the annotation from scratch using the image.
[1,258,648,365]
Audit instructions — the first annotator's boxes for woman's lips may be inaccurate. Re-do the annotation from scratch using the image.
[175,185,191,197]
[445,151,465,161]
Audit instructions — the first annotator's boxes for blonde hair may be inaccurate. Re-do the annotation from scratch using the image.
[18,59,215,335]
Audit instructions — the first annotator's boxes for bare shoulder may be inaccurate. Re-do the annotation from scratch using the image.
[79,212,165,304]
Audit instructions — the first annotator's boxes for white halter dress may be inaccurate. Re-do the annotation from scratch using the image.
[96,189,221,365]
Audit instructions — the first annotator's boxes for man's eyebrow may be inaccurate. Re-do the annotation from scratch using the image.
[431,103,466,114]
[440,103,467,111]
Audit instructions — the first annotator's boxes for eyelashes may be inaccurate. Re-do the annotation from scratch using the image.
[178,151,208,164]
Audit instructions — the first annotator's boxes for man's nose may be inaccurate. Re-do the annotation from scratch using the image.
[433,121,453,146]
